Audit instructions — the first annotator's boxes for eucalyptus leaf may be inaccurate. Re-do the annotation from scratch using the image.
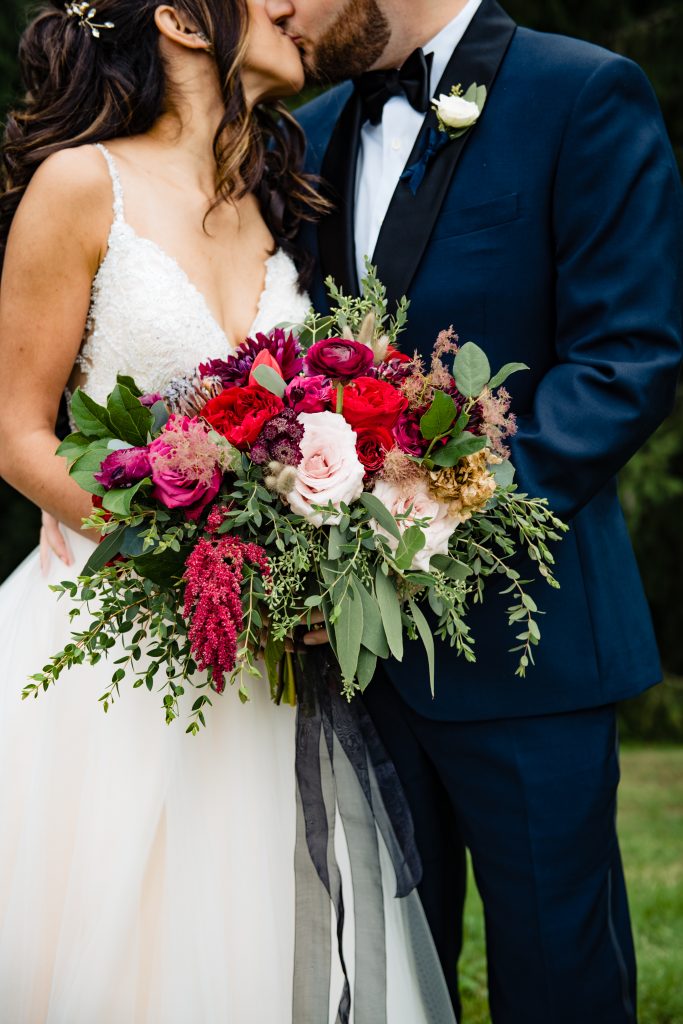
[328,525,344,561]
[394,524,426,571]
[375,566,403,661]
[420,389,457,440]
[150,400,170,434]
[430,431,488,467]
[453,342,491,398]
[251,364,286,398]
[360,492,402,542]
[356,647,378,692]
[409,598,435,696]
[488,362,529,391]
[357,582,390,658]
[430,554,472,580]
[81,525,126,576]
[333,578,364,685]
[119,524,149,557]
[491,459,516,488]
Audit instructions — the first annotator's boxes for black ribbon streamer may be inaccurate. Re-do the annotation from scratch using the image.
[292,648,456,1024]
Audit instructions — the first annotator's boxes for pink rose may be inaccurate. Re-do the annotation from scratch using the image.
[284,375,334,414]
[286,411,365,526]
[305,338,374,381]
[371,477,457,571]
[148,415,222,521]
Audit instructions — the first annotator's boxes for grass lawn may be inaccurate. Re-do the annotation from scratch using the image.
[458,745,683,1024]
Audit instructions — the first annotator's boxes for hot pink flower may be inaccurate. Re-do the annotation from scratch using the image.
[95,446,152,490]
[148,415,222,520]
[284,375,334,414]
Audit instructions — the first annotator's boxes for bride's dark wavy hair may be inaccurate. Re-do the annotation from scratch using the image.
[0,0,325,282]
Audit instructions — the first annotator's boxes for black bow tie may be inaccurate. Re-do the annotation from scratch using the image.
[354,48,434,127]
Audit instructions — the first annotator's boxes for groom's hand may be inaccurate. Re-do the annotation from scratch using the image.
[40,510,73,575]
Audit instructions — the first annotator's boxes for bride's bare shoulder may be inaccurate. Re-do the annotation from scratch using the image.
[10,145,115,262]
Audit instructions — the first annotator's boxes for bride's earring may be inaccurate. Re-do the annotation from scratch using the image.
[195,30,213,53]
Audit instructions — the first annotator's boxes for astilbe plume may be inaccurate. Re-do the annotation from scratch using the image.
[183,534,271,694]
[250,408,304,466]
[478,386,517,457]
[199,329,303,388]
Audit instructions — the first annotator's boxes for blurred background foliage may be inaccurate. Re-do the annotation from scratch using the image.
[0,0,681,737]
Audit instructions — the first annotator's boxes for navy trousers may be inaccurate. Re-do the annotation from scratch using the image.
[363,670,638,1024]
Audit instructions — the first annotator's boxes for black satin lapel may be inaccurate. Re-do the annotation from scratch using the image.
[372,0,516,311]
[318,91,363,297]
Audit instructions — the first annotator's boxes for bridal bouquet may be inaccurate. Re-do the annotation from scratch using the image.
[26,266,566,733]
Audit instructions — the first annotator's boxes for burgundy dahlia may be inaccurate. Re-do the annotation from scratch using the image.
[250,408,304,466]
[200,329,303,388]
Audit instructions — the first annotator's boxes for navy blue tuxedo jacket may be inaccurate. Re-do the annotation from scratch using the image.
[296,0,683,721]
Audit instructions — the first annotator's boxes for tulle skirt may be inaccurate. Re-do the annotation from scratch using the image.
[0,529,455,1023]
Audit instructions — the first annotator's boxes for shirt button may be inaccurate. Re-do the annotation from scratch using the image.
[391,138,402,151]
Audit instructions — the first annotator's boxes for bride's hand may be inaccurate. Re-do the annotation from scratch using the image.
[39,511,73,575]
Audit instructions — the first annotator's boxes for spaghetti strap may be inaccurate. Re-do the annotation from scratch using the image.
[94,143,125,223]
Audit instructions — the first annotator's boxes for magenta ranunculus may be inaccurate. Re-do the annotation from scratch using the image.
[393,411,428,456]
[95,447,152,490]
[304,338,374,381]
[284,375,334,414]
[148,415,223,521]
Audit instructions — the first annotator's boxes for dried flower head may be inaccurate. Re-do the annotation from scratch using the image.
[428,449,497,523]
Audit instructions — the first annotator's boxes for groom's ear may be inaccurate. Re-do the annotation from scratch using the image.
[154,5,212,53]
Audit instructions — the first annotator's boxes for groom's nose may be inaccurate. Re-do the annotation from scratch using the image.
[265,0,295,27]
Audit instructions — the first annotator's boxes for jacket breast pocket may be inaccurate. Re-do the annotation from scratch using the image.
[430,193,520,242]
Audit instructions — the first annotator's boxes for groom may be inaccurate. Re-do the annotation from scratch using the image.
[271,0,683,1019]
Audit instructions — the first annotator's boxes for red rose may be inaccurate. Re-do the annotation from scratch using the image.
[203,385,284,450]
[342,376,408,430]
[384,345,411,364]
[356,426,395,475]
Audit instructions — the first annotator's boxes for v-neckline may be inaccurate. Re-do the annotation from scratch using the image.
[97,222,276,350]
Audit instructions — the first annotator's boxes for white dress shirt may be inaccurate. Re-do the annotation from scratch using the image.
[354,0,483,286]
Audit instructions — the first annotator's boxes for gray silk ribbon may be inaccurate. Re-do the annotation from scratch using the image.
[292,648,457,1024]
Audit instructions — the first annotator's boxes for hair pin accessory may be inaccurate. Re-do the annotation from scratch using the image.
[64,2,115,38]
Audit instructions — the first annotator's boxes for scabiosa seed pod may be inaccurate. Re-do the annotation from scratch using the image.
[250,409,304,466]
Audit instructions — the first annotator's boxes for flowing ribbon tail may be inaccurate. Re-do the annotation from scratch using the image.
[400,129,450,196]
[291,648,456,1024]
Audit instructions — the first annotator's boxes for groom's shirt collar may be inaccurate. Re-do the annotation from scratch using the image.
[354,0,483,287]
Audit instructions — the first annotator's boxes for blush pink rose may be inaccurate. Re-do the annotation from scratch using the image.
[286,411,365,526]
[371,478,457,570]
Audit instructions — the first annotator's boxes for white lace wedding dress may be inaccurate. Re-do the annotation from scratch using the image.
[0,146,455,1024]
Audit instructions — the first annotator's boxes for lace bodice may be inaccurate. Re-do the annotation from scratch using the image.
[74,144,311,406]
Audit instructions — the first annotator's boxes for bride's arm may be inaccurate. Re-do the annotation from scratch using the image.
[0,148,111,534]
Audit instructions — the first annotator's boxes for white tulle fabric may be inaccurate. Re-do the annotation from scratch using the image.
[0,146,454,1023]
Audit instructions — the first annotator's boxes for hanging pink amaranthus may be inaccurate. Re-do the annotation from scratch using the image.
[182,528,271,694]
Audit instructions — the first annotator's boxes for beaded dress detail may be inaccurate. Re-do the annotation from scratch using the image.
[76,145,310,407]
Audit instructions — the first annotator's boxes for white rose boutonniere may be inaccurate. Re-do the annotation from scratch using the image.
[433,82,487,140]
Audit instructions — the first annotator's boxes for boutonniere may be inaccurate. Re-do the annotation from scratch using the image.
[400,82,487,196]
[433,82,487,139]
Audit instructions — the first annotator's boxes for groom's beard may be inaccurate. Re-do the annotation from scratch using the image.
[303,0,391,84]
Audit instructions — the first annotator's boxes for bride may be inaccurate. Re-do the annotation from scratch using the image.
[0,1,455,1022]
